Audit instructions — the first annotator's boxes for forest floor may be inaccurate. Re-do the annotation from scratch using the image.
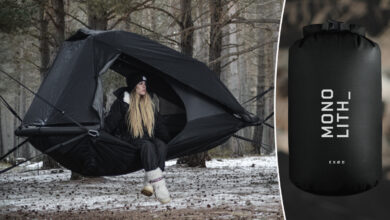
[0,156,283,219]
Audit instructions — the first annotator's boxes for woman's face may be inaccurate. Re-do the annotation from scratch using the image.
[135,81,147,96]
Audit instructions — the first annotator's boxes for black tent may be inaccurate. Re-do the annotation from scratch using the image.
[13,29,259,176]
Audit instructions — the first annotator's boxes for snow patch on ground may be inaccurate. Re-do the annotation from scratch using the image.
[0,156,282,218]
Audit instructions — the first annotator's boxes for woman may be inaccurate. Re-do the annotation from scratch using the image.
[104,73,171,204]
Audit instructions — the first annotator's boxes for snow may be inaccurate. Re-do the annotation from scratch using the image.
[0,156,282,218]
[23,161,43,170]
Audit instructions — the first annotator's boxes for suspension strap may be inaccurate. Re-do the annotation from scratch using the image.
[0,95,22,122]
[263,122,274,129]
[262,112,274,124]
[242,87,274,105]
[0,138,30,161]
[232,134,273,153]
[0,69,90,133]
[262,112,274,129]
[0,133,87,174]
[252,112,274,128]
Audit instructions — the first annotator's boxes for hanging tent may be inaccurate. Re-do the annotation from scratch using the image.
[13,29,260,176]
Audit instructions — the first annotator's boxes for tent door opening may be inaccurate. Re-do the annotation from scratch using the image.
[99,53,187,142]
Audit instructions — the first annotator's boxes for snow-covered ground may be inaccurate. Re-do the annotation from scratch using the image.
[0,156,283,219]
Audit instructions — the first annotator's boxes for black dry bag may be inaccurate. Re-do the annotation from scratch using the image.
[288,20,382,195]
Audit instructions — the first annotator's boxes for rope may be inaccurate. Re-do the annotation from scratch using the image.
[0,68,90,133]
[0,133,87,174]
[0,95,22,122]
[0,138,30,161]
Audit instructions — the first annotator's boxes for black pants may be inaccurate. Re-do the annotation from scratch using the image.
[135,138,168,172]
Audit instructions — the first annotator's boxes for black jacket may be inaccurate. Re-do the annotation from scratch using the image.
[103,87,170,144]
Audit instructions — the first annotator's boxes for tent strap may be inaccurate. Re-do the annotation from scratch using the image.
[0,95,22,122]
[0,138,30,161]
[0,133,87,174]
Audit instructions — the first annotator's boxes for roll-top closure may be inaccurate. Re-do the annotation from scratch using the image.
[303,20,366,37]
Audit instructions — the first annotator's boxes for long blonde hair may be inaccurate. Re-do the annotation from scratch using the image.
[126,89,155,138]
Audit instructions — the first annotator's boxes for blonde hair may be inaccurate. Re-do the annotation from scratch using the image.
[126,89,155,138]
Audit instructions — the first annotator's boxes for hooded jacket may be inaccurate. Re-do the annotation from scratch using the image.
[103,87,170,144]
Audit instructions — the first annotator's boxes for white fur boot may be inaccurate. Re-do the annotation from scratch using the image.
[145,168,171,204]
[141,173,153,197]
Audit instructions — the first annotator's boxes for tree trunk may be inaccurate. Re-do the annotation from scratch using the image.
[68,0,110,179]
[220,1,242,157]
[261,30,276,155]
[87,0,108,30]
[54,0,82,176]
[177,153,210,168]
[253,30,265,155]
[179,0,194,56]
[18,65,29,158]
[176,0,208,167]
[39,1,50,80]
[208,0,223,78]
[52,0,83,177]
[13,95,19,160]
[51,0,65,51]
[0,109,2,156]
[39,0,61,169]
[252,1,279,155]
[70,171,84,180]
[39,0,50,79]
[178,0,223,166]
[207,0,223,158]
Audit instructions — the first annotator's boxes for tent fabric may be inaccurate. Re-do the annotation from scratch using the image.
[16,28,259,176]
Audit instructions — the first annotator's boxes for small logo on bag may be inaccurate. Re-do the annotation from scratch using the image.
[329,160,346,165]
[320,89,351,138]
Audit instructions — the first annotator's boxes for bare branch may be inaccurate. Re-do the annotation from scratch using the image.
[77,6,88,15]
[145,6,183,28]
[221,57,238,69]
[164,17,279,38]
[106,0,153,30]
[222,43,244,49]
[45,6,58,27]
[221,0,258,26]
[127,20,179,45]
[164,22,215,37]
[193,8,210,22]
[31,43,40,50]
[231,18,280,24]
[209,40,277,65]
[108,12,131,29]
[107,14,116,21]
[65,12,90,28]
[29,32,41,40]
[25,58,41,71]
